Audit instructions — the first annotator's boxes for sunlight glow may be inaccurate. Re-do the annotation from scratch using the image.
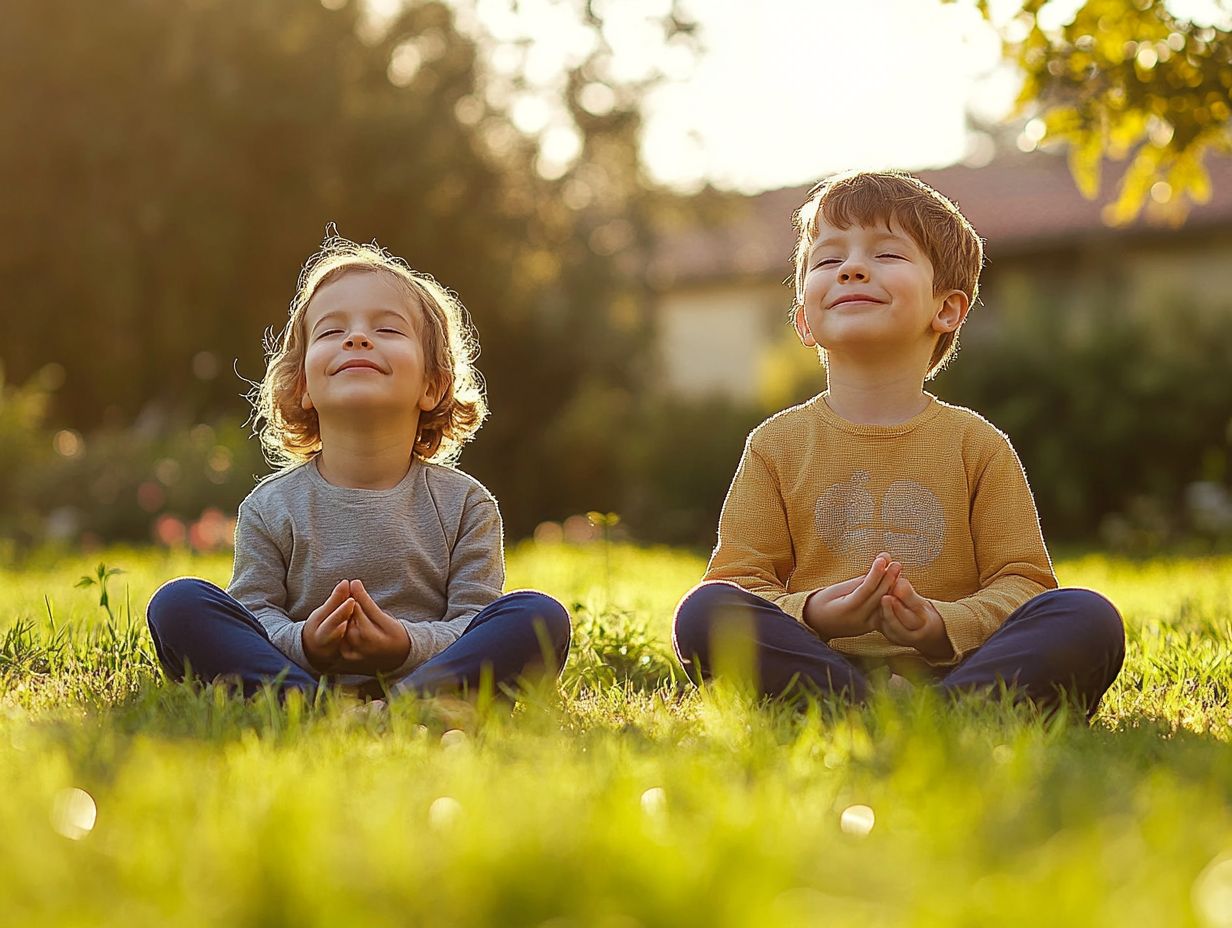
[839,803,875,836]
[360,0,1232,193]
[387,42,423,87]
[51,788,97,840]
[640,0,1017,192]
[53,430,83,458]
[1193,853,1232,928]
[428,796,463,829]
[640,787,667,817]
[536,126,583,180]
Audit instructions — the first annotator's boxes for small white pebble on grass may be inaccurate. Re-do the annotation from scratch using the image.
[440,729,469,749]
[640,787,667,817]
[427,796,462,830]
[840,804,875,837]
[51,787,97,840]
[1194,853,1232,928]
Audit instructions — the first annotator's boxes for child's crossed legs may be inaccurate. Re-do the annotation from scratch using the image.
[673,581,1125,718]
[147,578,571,699]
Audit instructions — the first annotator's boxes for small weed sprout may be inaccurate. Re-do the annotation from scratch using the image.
[75,563,126,624]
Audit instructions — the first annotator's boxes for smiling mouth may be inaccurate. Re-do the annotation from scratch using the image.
[831,298,883,308]
[334,362,383,374]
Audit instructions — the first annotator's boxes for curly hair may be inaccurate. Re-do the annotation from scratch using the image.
[250,233,487,468]
[791,170,984,379]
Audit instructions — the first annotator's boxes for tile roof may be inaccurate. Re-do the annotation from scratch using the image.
[650,150,1232,286]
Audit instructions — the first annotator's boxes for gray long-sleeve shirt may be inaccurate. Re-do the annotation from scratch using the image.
[227,457,505,683]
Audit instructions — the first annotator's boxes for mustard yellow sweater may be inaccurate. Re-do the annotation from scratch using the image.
[703,393,1057,669]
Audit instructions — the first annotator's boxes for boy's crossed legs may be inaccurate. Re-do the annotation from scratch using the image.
[146,578,571,699]
[673,581,1125,718]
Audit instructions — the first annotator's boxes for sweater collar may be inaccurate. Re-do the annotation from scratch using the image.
[811,391,943,437]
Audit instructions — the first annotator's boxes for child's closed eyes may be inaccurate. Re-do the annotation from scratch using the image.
[811,253,907,269]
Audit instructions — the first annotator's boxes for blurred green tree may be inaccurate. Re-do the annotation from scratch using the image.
[966,0,1232,222]
[0,0,697,536]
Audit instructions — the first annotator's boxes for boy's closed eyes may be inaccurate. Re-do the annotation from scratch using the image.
[807,231,920,269]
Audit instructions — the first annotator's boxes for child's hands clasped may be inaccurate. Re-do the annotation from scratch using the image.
[877,574,954,662]
[301,579,411,674]
[302,579,355,672]
[337,580,412,671]
[805,554,955,662]
[803,553,903,640]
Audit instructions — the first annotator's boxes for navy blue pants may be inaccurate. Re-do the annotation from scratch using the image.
[146,578,572,699]
[673,582,1125,718]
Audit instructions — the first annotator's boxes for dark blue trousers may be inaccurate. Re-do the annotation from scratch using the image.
[146,578,571,699]
[673,582,1125,718]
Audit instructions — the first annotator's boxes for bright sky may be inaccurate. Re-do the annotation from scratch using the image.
[459,0,1025,192]
[367,0,1232,194]
[641,0,1020,193]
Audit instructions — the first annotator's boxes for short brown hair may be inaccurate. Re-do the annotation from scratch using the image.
[791,170,984,377]
[251,233,487,468]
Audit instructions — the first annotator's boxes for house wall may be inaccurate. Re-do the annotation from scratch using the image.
[1121,231,1232,317]
[655,280,789,398]
[972,231,1232,343]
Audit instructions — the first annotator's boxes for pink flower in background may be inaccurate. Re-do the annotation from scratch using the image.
[152,514,187,548]
[189,507,232,552]
[152,509,235,551]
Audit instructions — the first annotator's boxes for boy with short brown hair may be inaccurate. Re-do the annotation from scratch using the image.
[672,170,1124,716]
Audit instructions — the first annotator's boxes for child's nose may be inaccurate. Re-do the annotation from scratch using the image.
[838,264,868,282]
[344,332,373,348]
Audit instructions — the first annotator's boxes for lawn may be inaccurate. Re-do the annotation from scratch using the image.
[1,543,1230,927]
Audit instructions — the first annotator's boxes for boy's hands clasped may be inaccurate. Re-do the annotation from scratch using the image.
[302,580,412,674]
[804,553,954,662]
[803,553,901,640]
[876,570,954,662]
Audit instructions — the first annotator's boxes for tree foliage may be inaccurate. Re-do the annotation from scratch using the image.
[971,0,1232,222]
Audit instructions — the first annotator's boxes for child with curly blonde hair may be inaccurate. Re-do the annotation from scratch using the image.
[147,234,570,698]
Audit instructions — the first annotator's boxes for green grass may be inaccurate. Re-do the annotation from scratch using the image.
[2,543,1231,927]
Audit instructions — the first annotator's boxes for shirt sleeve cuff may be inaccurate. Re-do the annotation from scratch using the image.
[388,615,484,680]
[930,600,984,665]
[391,619,467,678]
[775,590,814,626]
[268,620,316,674]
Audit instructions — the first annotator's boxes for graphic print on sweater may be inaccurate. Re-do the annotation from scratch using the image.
[814,470,945,568]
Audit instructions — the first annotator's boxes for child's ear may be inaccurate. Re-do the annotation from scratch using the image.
[793,305,817,347]
[292,366,314,411]
[931,290,970,334]
[419,373,448,412]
